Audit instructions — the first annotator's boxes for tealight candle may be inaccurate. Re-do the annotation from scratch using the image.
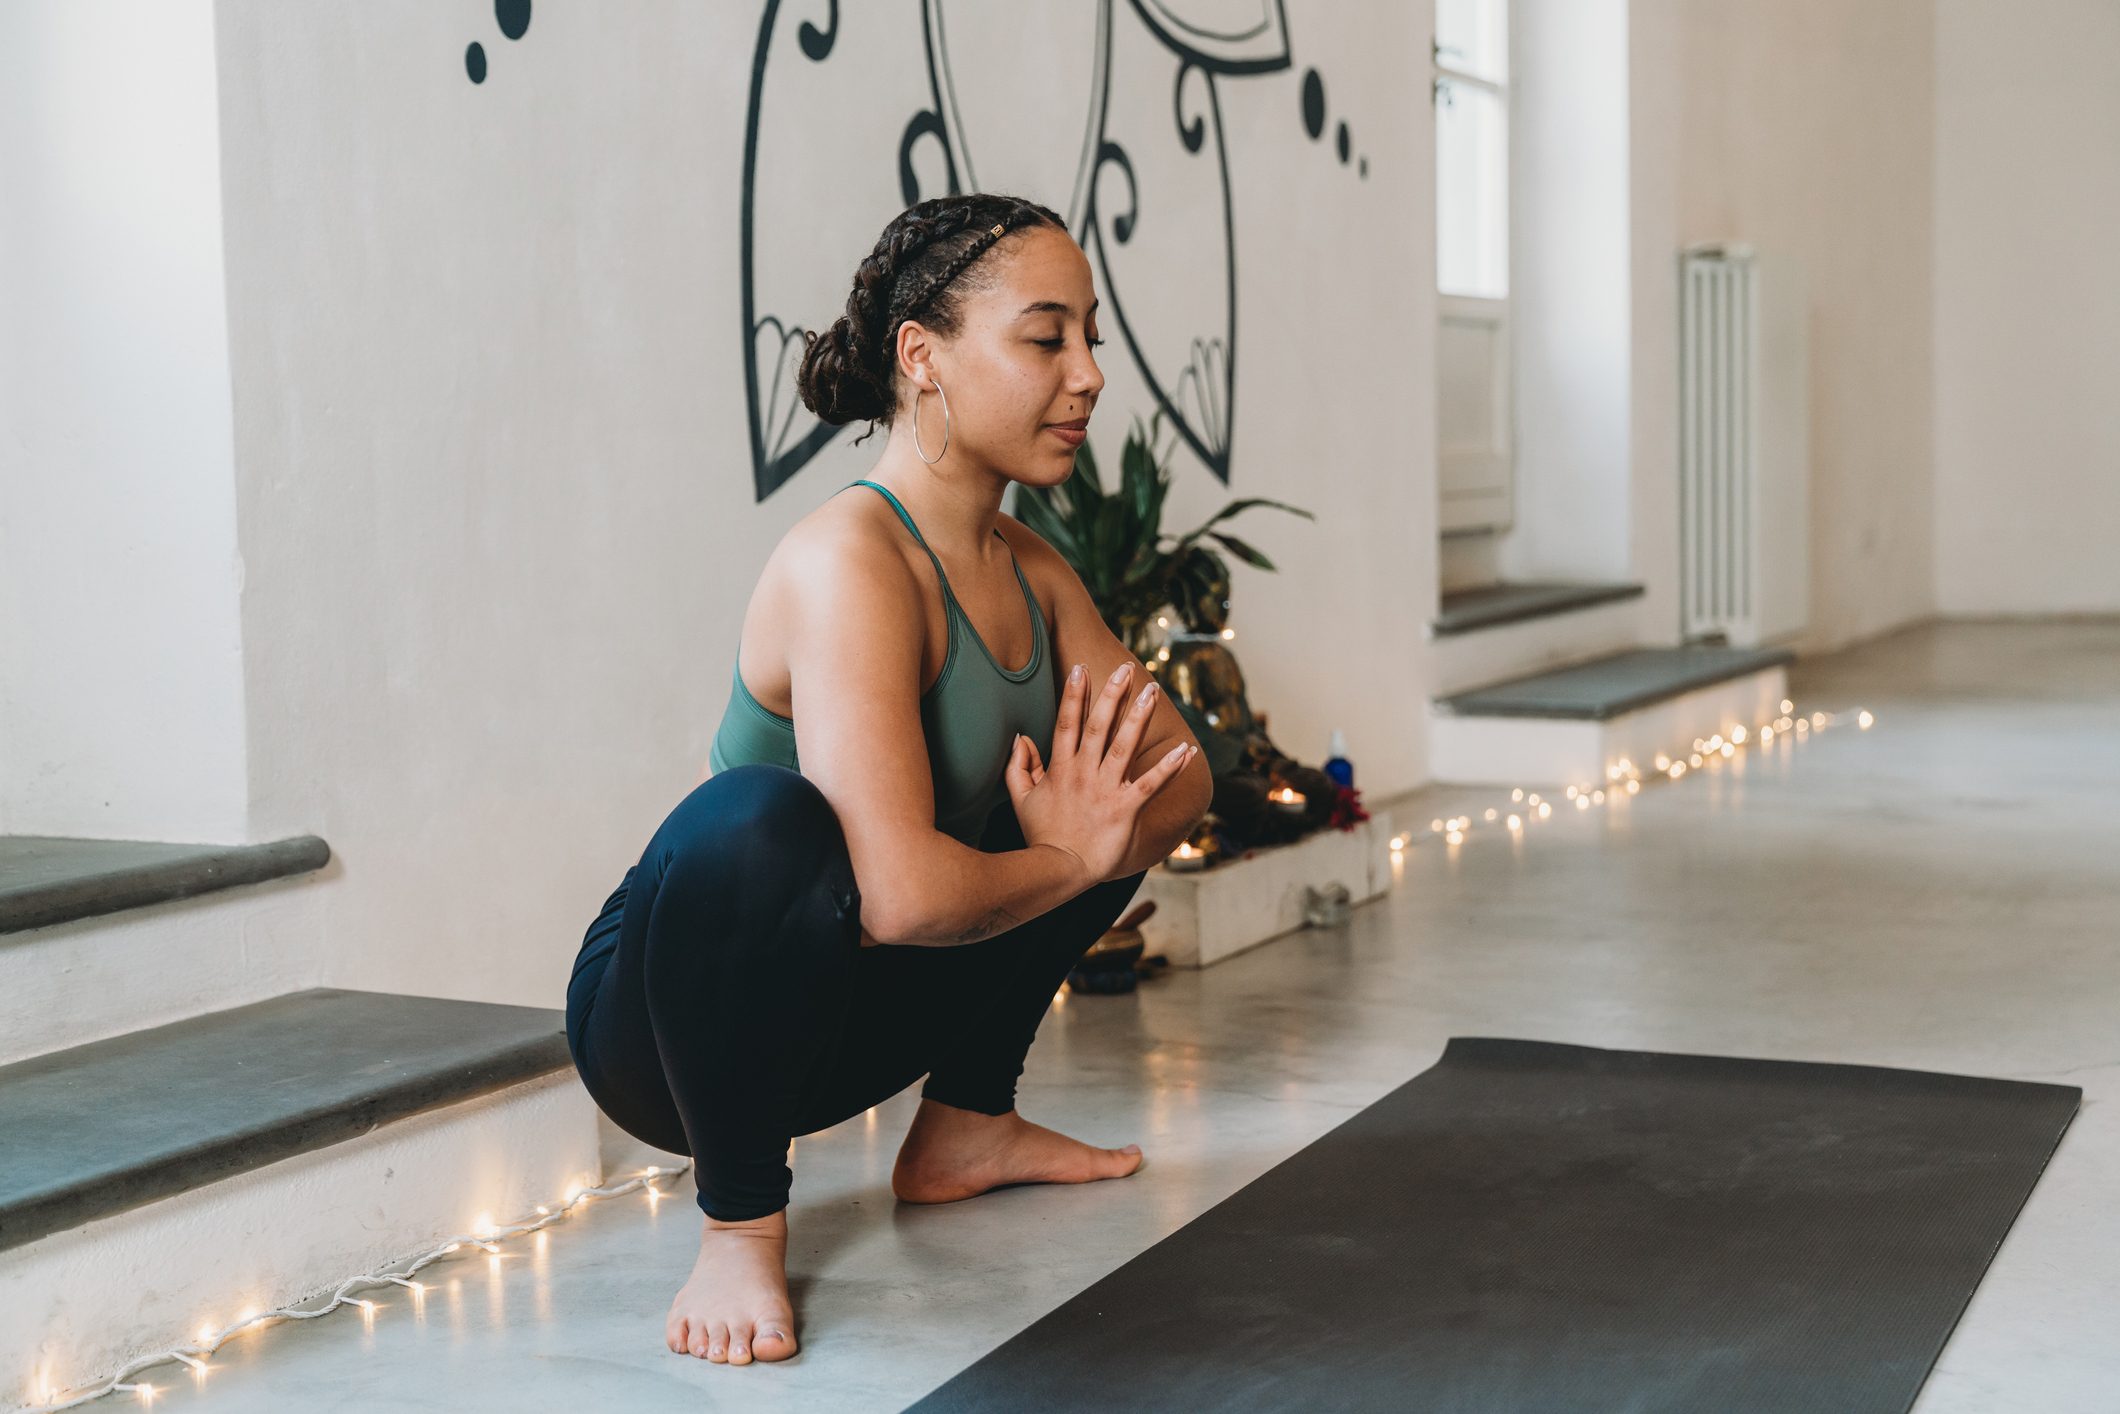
[1269,787,1307,814]
[1165,841,1209,872]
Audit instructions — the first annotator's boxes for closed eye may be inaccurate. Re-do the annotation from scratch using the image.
[1037,337,1105,349]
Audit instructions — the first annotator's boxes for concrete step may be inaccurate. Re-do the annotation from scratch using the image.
[0,836,330,936]
[1428,591,1647,701]
[0,836,333,1067]
[2,988,599,1407]
[1428,645,1796,786]
[1433,580,1645,637]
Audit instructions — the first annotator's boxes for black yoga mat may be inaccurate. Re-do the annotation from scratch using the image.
[906,1037,2079,1414]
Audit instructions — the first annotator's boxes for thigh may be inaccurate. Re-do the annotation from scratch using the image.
[571,764,861,1151]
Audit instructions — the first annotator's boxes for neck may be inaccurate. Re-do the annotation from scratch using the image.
[869,428,1008,562]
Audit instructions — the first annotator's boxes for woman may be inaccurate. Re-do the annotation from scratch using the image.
[563,192,1213,1367]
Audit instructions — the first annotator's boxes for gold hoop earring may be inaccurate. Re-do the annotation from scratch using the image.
[913,376,951,465]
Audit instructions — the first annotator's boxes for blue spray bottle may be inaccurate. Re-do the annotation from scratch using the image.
[1323,728,1354,788]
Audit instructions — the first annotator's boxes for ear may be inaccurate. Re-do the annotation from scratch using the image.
[894,318,936,389]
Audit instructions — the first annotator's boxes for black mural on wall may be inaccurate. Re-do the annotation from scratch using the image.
[736,0,1371,505]
[464,0,531,84]
[464,0,1373,506]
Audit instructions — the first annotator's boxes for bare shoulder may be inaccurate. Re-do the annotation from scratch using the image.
[758,488,922,613]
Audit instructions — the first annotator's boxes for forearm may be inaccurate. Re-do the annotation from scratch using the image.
[871,835,1090,948]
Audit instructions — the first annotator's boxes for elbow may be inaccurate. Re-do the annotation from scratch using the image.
[855,891,909,948]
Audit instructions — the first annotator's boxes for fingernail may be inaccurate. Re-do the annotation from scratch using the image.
[1069,663,1084,684]
[1110,663,1130,683]
[1137,682,1157,704]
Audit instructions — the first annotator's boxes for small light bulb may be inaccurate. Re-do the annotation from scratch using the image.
[536,1206,549,1216]
[197,1324,216,1345]
[1483,808,1497,821]
[1574,796,1589,811]
[1720,742,1734,758]
[1507,814,1522,830]
[1781,698,1793,713]
[1625,779,1639,794]
[1731,726,1747,744]
[1431,818,1445,832]
[1592,790,1605,804]
[1859,710,1874,728]
[1537,801,1552,818]
[1566,785,1579,799]
[1653,754,1671,771]
[1446,829,1464,844]
[1511,787,1524,801]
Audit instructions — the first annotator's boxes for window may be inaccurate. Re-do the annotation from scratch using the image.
[1433,0,1513,537]
[1435,0,1509,299]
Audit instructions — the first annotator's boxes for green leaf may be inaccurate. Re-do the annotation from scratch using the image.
[1199,497,1315,530]
[1208,530,1277,571]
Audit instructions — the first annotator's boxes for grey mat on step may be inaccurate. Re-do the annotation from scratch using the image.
[905,1038,2079,1414]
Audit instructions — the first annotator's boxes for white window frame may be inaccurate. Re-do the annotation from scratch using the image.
[1434,4,1514,536]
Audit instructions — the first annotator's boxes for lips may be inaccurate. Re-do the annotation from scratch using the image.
[1047,419,1089,431]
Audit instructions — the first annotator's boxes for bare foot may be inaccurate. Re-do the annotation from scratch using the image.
[664,1209,799,1365]
[891,1097,1144,1204]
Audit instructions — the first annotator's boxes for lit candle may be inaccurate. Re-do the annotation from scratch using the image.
[1270,786,1307,814]
[1165,841,1209,872]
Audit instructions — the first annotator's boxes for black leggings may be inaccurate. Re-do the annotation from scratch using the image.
[563,763,1149,1222]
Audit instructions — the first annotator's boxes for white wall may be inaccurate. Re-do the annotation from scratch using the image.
[1933,0,2120,615]
[1673,0,1938,654]
[206,0,1436,1006]
[0,0,249,841]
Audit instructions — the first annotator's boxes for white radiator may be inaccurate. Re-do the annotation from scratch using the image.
[1678,243,1809,647]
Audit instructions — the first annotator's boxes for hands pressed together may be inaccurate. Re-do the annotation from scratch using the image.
[1004,658,1198,885]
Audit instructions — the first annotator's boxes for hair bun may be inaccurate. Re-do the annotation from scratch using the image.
[796,315,888,427]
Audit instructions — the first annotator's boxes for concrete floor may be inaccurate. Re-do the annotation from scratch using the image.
[127,620,2118,1411]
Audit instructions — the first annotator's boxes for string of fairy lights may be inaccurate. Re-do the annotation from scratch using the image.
[1382,695,1875,857]
[24,1162,697,1411]
[26,686,1872,1410]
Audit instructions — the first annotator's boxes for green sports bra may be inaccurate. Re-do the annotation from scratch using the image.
[706,479,1061,847]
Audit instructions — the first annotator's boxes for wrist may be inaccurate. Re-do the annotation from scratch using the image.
[1037,841,1094,885]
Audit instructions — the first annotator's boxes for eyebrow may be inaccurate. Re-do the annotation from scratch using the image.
[1016,298,1100,319]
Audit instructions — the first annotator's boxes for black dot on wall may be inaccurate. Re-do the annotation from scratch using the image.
[1336,121,1351,164]
[465,42,487,83]
[1301,69,1325,140]
[496,0,531,41]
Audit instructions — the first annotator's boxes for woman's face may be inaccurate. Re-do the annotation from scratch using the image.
[894,225,1105,484]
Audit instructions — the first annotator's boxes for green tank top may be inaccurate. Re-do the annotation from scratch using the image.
[707,479,1060,847]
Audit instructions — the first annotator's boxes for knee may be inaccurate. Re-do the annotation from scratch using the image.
[648,766,851,946]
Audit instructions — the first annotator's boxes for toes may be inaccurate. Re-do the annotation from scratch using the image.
[754,1321,798,1361]
[728,1321,754,1364]
[668,1317,689,1354]
[703,1320,729,1362]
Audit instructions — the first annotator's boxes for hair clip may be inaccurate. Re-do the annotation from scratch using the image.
[989,223,1005,237]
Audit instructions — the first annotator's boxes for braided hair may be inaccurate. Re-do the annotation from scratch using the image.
[797,193,1069,445]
